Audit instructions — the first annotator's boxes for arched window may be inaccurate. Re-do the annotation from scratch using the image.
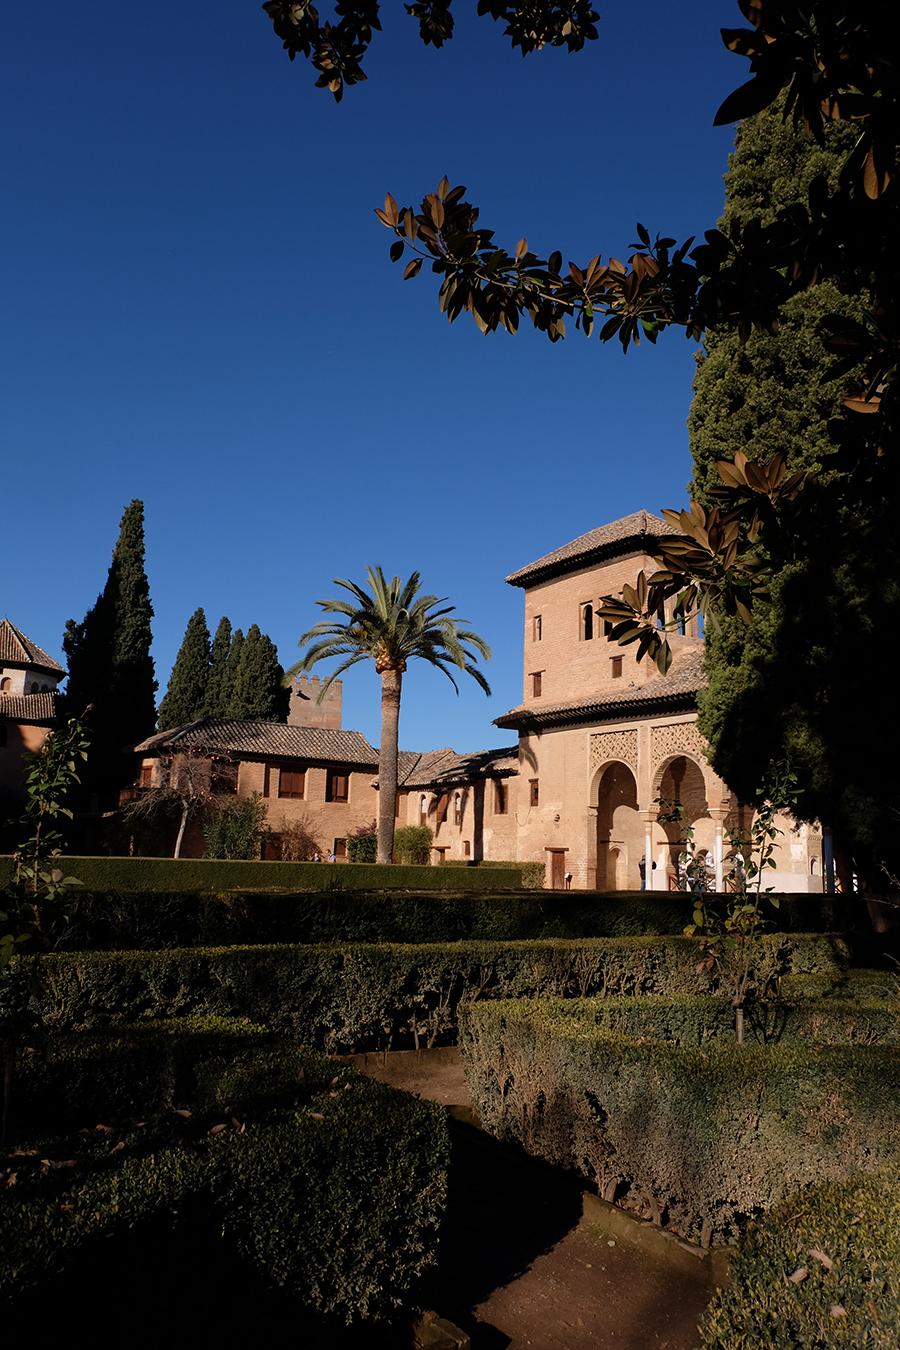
[454,792,462,826]
[419,794,428,827]
[582,604,593,641]
[29,682,40,695]
[0,677,12,692]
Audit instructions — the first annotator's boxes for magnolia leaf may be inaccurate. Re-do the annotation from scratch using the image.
[210,1123,227,1134]
[808,1247,833,1269]
[830,1305,846,1317]
[787,1265,808,1283]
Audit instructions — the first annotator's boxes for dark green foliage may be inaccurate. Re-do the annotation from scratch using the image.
[440,858,546,888]
[1,1030,449,1322]
[62,501,157,800]
[222,627,244,712]
[202,793,269,860]
[0,854,537,895]
[226,625,288,722]
[392,825,433,866]
[34,932,857,1053]
[698,1166,900,1348]
[689,105,900,883]
[205,616,233,716]
[459,994,900,1244]
[157,608,212,732]
[346,823,377,864]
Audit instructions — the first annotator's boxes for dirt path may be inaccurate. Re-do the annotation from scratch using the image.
[351,1050,714,1350]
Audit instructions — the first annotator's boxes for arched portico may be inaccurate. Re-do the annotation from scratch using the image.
[590,759,641,890]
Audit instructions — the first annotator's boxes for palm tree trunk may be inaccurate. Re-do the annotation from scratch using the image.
[377,667,403,865]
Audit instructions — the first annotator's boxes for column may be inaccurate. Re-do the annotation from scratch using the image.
[640,809,658,891]
[709,804,730,895]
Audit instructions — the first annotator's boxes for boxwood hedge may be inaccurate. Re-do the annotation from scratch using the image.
[34,932,857,1053]
[698,1165,900,1348]
[458,993,900,1245]
[2,1027,448,1322]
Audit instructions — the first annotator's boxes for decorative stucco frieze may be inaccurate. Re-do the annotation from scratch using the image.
[590,728,639,773]
[650,720,708,768]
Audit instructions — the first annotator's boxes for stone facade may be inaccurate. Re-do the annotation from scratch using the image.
[493,512,824,892]
[0,619,65,798]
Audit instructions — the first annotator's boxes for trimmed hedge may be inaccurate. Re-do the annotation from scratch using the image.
[698,1165,900,1348]
[440,859,547,889]
[781,969,899,1001]
[51,888,863,952]
[458,996,900,1244]
[2,1030,449,1321]
[35,932,860,1053]
[0,854,531,893]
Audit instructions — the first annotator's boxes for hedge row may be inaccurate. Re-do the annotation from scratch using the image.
[698,1165,900,1348]
[483,991,900,1050]
[35,932,859,1053]
[2,1028,449,1321]
[52,888,862,952]
[439,859,546,888]
[458,996,900,1245]
[0,855,531,894]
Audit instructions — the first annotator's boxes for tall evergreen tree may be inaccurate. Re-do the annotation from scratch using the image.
[689,104,899,882]
[205,616,233,717]
[157,608,211,731]
[220,627,244,714]
[225,625,288,721]
[63,500,157,802]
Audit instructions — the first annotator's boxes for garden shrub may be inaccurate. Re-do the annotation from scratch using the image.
[439,859,547,889]
[458,996,900,1245]
[202,793,269,860]
[50,888,865,953]
[697,1165,900,1348]
[393,825,433,866]
[346,823,377,863]
[36,932,859,1053]
[1,1038,449,1322]
[0,855,532,894]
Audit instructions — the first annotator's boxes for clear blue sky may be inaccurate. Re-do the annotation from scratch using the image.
[2,2,743,753]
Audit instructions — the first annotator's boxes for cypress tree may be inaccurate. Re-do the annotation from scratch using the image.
[157,608,211,731]
[205,616,233,717]
[220,627,244,714]
[226,625,286,721]
[63,500,157,802]
[690,103,899,881]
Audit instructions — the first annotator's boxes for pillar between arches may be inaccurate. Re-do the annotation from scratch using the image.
[640,808,660,891]
[709,802,730,894]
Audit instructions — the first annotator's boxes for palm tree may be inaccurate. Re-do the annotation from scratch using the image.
[288,568,491,865]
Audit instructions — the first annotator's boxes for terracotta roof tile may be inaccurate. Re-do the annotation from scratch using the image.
[494,650,706,729]
[132,718,380,766]
[505,511,683,588]
[401,745,519,788]
[0,691,61,724]
[0,619,65,674]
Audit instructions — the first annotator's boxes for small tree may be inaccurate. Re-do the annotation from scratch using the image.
[393,825,433,866]
[202,793,269,860]
[684,760,802,1045]
[1,718,88,1146]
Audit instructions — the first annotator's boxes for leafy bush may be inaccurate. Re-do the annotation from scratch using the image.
[1,1032,449,1321]
[36,932,859,1054]
[393,825,433,866]
[459,995,900,1244]
[346,822,377,864]
[202,793,269,860]
[698,1166,900,1348]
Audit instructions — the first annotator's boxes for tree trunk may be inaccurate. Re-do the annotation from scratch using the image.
[174,803,190,859]
[377,667,403,865]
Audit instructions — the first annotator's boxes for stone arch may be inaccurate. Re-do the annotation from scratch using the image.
[652,754,712,884]
[591,759,640,891]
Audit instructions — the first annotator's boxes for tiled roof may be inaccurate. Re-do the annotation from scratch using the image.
[505,511,684,588]
[399,745,519,789]
[0,619,65,674]
[131,718,380,766]
[494,650,707,730]
[0,691,61,724]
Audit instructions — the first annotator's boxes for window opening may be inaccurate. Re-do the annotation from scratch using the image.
[529,779,539,807]
[582,604,593,641]
[611,656,623,678]
[533,615,542,641]
[531,671,542,697]
[279,769,305,799]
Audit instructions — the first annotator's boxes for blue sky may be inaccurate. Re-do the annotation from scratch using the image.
[3,2,743,753]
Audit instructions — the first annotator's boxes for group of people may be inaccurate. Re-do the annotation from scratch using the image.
[639,851,717,893]
[310,851,336,863]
